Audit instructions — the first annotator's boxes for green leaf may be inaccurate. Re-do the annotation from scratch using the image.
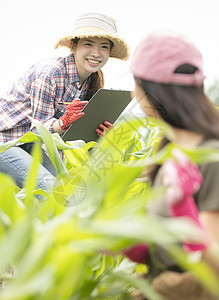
[66,140,87,148]
[0,174,24,228]
[32,119,68,176]
[18,131,41,143]
[0,217,32,270]
[0,132,41,154]
[64,148,88,167]
[0,266,54,299]
[136,142,219,168]
[15,233,54,282]
[96,116,148,164]
[23,140,42,206]
[51,133,78,150]
[0,139,20,154]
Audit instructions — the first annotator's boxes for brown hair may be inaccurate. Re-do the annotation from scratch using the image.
[85,69,104,100]
[135,64,219,182]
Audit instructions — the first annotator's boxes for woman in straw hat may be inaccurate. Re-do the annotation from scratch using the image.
[122,31,219,299]
[0,12,129,193]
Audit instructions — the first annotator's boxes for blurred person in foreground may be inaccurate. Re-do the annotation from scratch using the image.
[124,30,219,300]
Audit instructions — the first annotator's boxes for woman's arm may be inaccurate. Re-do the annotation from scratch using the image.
[200,211,219,244]
[53,120,65,135]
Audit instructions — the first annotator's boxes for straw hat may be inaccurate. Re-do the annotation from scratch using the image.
[54,13,130,61]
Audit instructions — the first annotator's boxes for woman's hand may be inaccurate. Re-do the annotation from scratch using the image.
[58,98,88,130]
[96,121,113,137]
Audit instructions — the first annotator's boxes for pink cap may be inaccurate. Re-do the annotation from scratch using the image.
[131,31,205,86]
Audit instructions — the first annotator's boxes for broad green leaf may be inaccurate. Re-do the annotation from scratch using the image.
[136,142,219,168]
[0,266,54,299]
[148,117,174,141]
[0,139,20,153]
[33,119,67,176]
[0,174,24,228]
[0,115,217,299]
[51,133,78,150]
[0,217,32,270]
[92,270,161,300]
[15,233,54,281]
[99,164,144,212]
[96,116,148,164]
[66,140,86,148]
[43,249,90,298]
[83,141,97,152]
[18,131,40,143]
[0,132,40,154]
[37,191,65,222]
[23,140,42,206]
[64,148,88,167]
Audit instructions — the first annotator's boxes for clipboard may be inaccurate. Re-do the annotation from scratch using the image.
[62,88,133,143]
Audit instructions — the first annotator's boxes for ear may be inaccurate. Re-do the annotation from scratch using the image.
[71,40,76,54]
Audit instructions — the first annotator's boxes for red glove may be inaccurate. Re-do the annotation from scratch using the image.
[96,121,113,137]
[58,98,88,130]
[101,243,149,264]
[122,243,149,264]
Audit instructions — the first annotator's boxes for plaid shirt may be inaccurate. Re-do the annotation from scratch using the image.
[0,54,90,143]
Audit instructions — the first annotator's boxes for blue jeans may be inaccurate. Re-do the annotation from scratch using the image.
[0,143,57,192]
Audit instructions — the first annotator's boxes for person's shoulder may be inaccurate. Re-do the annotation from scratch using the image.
[199,138,219,150]
[198,138,219,173]
[29,55,71,79]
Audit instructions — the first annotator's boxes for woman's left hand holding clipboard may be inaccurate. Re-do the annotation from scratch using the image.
[96,121,113,137]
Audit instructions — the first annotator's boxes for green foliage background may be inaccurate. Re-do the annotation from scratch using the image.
[207,79,219,106]
[0,115,219,299]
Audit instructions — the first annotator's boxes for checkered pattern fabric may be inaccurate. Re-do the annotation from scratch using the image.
[0,54,90,143]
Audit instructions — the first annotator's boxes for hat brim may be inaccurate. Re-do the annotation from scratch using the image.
[54,27,130,61]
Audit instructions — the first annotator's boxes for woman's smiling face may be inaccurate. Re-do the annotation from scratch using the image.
[72,37,111,83]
